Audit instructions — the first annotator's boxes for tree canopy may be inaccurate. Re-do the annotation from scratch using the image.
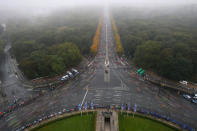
[4,8,100,79]
[112,6,197,81]
[19,43,82,79]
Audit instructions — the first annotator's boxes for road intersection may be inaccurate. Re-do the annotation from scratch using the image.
[0,8,197,131]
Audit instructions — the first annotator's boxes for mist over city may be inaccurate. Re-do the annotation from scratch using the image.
[0,0,197,15]
[0,0,197,131]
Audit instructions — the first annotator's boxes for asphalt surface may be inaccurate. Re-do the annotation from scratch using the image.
[0,8,197,131]
[0,41,32,107]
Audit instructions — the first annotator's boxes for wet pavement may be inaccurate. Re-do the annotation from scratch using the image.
[0,8,197,131]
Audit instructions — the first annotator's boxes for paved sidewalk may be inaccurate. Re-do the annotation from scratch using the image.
[96,110,104,131]
[111,111,119,131]
[96,110,119,131]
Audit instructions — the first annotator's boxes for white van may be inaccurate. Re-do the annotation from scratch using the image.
[179,80,188,85]
[61,75,69,81]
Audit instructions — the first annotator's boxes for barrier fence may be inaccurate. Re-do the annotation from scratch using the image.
[14,103,195,131]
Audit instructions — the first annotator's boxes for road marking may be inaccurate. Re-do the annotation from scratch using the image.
[88,60,94,67]
[95,94,101,96]
[105,24,110,67]
[8,119,18,127]
[104,96,112,99]
[114,90,122,93]
[94,98,101,101]
[113,94,121,97]
[6,115,15,122]
[120,60,125,66]
[81,88,88,105]
[96,90,103,92]
[113,98,121,101]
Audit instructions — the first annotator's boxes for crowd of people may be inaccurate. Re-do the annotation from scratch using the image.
[0,92,44,119]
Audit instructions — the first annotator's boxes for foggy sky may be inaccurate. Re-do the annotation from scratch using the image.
[0,0,197,15]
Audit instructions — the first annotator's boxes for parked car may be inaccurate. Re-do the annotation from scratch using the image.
[179,80,188,85]
[191,99,197,104]
[183,94,191,100]
[193,94,197,99]
[21,126,25,130]
[61,75,69,81]
[67,71,73,78]
[72,68,79,75]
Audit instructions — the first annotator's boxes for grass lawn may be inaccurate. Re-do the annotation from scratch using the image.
[34,113,95,131]
[119,113,179,131]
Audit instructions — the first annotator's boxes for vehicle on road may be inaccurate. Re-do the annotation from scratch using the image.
[179,80,188,85]
[61,75,69,81]
[191,99,197,104]
[67,71,73,78]
[193,94,197,99]
[72,68,79,75]
[183,94,191,100]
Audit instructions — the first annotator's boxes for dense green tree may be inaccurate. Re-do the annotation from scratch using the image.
[49,55,65,74]
[19,43,82,79]
[4,8,99,79]
[11,40,38,60]
[158,48,174,77]
[134,41,162,69]
[172,56,193,80]
[112,6,197,81]
[122,35,142,57]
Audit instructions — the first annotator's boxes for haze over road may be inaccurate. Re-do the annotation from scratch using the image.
[0,5,197,131]
[0,40,31,106]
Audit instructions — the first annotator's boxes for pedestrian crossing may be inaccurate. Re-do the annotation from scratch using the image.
[86,87,131,105]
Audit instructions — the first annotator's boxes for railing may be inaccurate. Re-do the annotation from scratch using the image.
[145,76,197,94]
[13,104,195,131]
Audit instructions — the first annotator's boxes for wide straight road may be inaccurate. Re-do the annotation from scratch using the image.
[81,7,197,129]
[0,41,32,110]
[0,7,196,131]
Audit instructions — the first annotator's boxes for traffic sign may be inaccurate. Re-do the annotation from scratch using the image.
[84,102,88,110]
[121,104,125,111]
[134,104,137,112]
[90,101,94,109]
[78,104,82,111]
[128,104,131,111]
